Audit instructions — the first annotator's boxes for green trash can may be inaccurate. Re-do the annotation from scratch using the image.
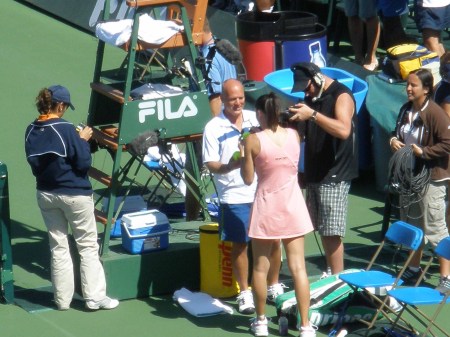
[0,162,14,303]
[243,80,270,110]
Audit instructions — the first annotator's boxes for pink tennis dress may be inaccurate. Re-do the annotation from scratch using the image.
[248,128,314,239]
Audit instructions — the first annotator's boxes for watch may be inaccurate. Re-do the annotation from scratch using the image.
[310,110,318,122]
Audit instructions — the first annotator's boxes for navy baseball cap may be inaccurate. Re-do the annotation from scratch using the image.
[49,85,75,110]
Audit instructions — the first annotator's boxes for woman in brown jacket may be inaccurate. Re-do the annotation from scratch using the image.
[389,68,450,294]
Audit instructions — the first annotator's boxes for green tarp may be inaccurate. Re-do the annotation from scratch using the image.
[366,75,407,191]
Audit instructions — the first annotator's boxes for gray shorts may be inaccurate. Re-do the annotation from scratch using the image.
[344,0,378,19]
[306,181,351,237]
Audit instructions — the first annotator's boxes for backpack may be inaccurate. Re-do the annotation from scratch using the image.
[381,44,439,81]
[275,270,380,329]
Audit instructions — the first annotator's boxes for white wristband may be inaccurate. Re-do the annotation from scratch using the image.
[389,137,397,146]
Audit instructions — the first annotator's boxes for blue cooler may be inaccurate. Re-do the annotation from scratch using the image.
[102,195,147,238]
[121,210,171,254]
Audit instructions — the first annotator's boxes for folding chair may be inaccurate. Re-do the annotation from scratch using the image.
[387,236,450,337]
[142,143,186,208]
[142,141,215,220]
[338,221,424,330]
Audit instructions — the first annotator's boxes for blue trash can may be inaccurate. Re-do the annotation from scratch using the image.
[275,23,328,70]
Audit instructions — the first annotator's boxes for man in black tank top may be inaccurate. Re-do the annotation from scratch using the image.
[288,62,358,275]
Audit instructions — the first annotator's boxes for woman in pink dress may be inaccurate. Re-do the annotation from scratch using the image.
[240,93,316,337]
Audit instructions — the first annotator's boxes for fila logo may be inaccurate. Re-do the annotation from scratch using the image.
[138,96,198,123]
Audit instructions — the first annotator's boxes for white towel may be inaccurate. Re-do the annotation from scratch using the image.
[173,288,234,317]
[138,14,183,45]
[95,14,184,47]
[130,83,184,100]
[144,144,187,196]
[96,19,133,46]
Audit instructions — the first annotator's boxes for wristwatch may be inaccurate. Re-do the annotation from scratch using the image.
[310,110,318,122]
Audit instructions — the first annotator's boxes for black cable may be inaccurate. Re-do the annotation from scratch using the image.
[387,145,430,219]
[313,230,325,261]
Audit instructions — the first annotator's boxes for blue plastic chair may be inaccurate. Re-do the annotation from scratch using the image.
[338,221,424,329]
[387,236,450,337]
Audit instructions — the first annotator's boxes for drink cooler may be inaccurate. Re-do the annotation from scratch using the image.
[102,195,147,238]
[121,210,171,254]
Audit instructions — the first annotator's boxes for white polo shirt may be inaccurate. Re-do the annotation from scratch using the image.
[202,109,259,204]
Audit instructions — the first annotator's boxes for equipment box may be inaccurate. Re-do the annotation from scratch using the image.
[121,210,171,254]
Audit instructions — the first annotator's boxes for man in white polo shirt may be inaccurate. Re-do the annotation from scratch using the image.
[202,79,283,314]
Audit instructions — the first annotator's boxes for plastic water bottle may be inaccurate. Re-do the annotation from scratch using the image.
[336,328,348,337]
[278,316,289,336]
[309,41,326,68]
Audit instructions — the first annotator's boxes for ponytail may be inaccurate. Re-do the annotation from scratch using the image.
[255,92,281,131]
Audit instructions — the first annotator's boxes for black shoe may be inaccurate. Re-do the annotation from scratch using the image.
[401,267,423,286]
[435,276,450,295]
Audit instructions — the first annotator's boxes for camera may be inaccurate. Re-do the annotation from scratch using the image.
[278,108,294,126]
[76,122,86,133]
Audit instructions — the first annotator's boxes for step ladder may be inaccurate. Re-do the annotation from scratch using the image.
[87,0,211,255]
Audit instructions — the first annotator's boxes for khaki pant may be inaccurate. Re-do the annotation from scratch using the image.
[37,191,106,308]
[400,180,449,248]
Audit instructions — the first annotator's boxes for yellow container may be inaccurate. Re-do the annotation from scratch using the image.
[199,223,239,298]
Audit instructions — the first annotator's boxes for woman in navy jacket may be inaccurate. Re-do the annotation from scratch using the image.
[25,85,119,311]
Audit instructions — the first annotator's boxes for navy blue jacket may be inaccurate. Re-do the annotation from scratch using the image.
[25,118,92,195]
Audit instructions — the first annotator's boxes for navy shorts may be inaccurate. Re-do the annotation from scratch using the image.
[377,0,409,17]
[219,203,252,243]
[414,2,450,31]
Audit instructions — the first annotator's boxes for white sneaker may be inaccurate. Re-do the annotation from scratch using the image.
[319,267,332,280]
[86,296,119,310]
[299,324,318,337]
[387,295,403,312]
[57,304,70,311]
[250,317,269,337]
[267,283,287,303]
[236,290,255,315]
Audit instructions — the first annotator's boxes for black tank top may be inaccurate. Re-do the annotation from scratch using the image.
[303,80,359,184]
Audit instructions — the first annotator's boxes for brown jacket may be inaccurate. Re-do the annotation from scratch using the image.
[395,99,450,181]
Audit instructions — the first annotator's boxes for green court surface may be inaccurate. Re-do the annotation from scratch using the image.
[0,1,448,337]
